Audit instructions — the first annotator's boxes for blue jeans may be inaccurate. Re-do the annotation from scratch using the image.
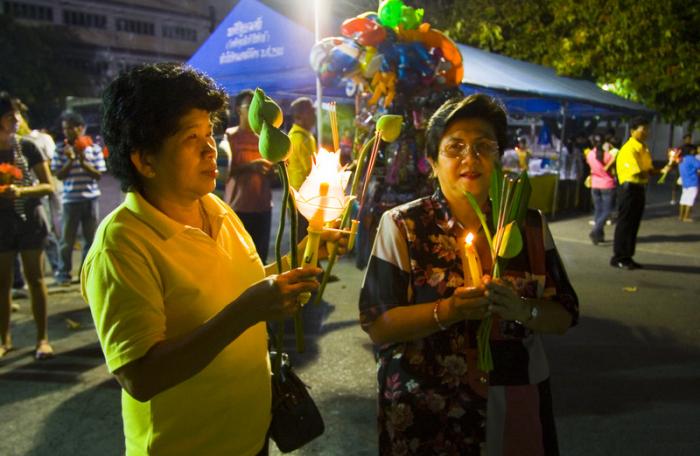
[57,199,99,281]
[591,188,614,240]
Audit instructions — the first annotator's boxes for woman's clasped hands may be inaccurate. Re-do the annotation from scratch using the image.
[447,276,530,323]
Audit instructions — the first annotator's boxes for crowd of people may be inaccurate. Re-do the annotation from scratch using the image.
[579,120,699,269]
[1,93,108,359]
[0,60,697,455]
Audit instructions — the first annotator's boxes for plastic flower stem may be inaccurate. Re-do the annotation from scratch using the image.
[284,164,304,353]
[463,191,494,251]
[272,162,289,374]
[313,241,336,306]
[313,133,379,306]
[349,131,381,199]
[357,130,383,217]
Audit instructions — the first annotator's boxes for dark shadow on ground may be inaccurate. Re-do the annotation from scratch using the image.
[636,263,700,274]
[273,296,333,368]
[546,315,700,418]
[0,341,107,407]
[27,379,123,456]
[282,394,377,455]
[636,234,700,244]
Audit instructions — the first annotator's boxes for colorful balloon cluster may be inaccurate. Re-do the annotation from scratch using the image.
[309,0,463,108]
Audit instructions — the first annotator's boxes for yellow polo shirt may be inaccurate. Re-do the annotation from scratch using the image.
[616,136,653,185]
[81,191,270,456]
[288,123,316,190]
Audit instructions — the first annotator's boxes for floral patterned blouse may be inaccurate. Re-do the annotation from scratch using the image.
[359,188,578,456]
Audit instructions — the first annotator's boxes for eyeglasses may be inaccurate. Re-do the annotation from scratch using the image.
[439,139,499,160]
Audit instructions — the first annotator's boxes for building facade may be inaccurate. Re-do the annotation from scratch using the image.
[2,0,231,88]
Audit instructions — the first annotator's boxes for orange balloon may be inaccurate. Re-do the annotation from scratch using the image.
[397,23,463,85]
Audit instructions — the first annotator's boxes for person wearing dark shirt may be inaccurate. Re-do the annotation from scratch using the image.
[0,92,55,359]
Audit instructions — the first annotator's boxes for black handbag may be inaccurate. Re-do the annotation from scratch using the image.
[269,353,325,453]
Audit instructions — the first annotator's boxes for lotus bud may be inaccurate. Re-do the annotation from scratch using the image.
[259,120,291,163]
[376,114,403,142]
[248,88,283,135]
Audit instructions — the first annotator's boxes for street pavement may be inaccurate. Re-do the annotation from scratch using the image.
[1,175,698,456]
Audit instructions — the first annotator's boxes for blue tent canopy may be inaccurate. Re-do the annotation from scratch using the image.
[188,0,322,98]
[189,0,651,116]
[458,44,651,117]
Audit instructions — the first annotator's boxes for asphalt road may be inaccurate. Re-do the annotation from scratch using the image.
[1,176,698,455]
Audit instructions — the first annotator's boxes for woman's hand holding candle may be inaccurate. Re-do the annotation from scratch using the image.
[449,286,490,321]
[462,232,483,288]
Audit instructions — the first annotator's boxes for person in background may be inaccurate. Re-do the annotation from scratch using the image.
[213,108,231,200]
[83,63,345,455]
[514,136,532,172]
[586,136,616,244]
[287,97,317,191]
[673,133,696,205]
[602,133,620,224]
[0,92,55,359]
[16,104,61,276]
[287,97,317,239]
[11,104,59,302]
[610,117,669,270]
[359,95,578,454]
[51,111,106,285]
[225,89,274,263]
[678,146,700,222]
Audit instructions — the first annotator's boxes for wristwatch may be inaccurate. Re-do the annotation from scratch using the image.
[516,297,538,325]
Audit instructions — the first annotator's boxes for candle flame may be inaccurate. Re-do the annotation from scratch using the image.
[292,148,353,223]
[465,232,475,247]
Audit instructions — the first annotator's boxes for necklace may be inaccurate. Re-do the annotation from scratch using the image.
[198,200,211,237]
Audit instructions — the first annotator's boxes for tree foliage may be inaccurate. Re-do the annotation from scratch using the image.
[443,0,700,124]
[0,14,92,129]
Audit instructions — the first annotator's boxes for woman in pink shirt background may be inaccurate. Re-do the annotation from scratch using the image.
[586,138,617,245]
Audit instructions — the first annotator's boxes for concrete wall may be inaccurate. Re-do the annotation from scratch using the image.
[649,118,699,160]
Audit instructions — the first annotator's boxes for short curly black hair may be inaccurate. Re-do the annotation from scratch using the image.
[425,94,508,162]
[0,91,20,118]
[101,62,228,192]
[234,89,254,110]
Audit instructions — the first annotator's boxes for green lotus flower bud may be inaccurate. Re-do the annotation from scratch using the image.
[259,120,291,163]
[248,88,283,135]
[376,114,403,143]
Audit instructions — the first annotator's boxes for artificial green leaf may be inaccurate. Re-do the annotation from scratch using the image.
[515,172,532,225]
[464,191,493,251]
[497,221,523,259]
[259,120,291,163]
[507,171,531,226]
[248,88,283,135]
[489,163,503,229]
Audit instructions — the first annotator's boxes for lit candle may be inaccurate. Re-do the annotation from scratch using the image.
[462,232,483,287]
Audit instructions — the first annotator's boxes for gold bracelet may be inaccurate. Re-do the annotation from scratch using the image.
[433,299,447,331]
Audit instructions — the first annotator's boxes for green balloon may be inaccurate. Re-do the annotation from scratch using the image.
[400,6,423,30]
[378,0,404,28]
[259,120,291,163]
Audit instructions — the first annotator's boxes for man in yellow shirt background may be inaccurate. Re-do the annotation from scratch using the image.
[287,97,317,238]
[287,97,317,191]
[611,117,668,269]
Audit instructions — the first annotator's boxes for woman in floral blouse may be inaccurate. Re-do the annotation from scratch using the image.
[359,94,578,455]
